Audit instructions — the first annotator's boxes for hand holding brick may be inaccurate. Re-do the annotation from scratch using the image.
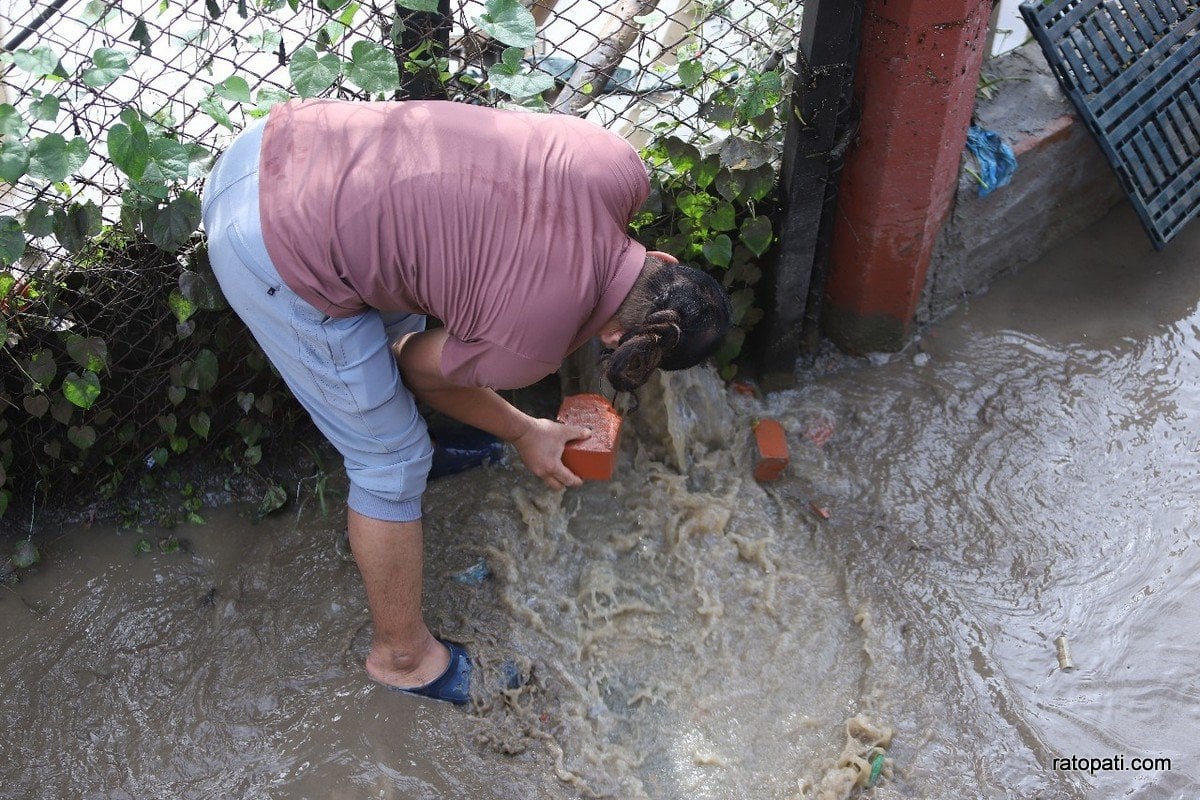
[557,393,622,481]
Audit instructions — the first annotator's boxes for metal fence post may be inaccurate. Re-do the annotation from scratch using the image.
[393,0,453,100]
[756,0,863,378]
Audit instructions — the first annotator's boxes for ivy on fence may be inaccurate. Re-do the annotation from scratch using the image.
[0,0,802,526]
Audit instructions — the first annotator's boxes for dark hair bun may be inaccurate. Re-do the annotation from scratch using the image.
[605,309,682,392]
[602,259,733,395]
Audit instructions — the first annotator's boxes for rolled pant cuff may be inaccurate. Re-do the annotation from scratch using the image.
[348,484,423,523]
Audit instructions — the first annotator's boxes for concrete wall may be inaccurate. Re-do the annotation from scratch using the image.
[920,42,1126,324]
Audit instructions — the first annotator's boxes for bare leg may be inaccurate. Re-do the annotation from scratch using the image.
[347,508,450,688]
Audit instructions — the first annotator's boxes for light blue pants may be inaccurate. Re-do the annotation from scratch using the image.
[201,118,432,522]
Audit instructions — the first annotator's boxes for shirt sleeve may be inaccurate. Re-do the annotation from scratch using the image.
[440,336,560,390]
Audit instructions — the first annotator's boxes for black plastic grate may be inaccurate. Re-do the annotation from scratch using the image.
[1020,0,1200,249]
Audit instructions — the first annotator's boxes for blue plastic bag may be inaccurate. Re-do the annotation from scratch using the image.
[966,125,1017,197]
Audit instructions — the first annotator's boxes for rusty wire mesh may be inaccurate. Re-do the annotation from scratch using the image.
[0,0,805,517]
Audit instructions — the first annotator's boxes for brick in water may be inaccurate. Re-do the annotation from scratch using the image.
[558,393,622,481]
[752,418,789,482]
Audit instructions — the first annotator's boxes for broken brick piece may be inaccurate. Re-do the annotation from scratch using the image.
[752,418,789,482]
[558,393,622,481]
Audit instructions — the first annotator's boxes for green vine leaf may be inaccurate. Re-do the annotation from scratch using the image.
[0,140,30,184]
[12,46,61,77]
[739,215,773,257]
[246,30,282,52]
[664,136,700,173]
[23,203,53,237]
[729,287,756,325]
[195,349,219,392]
[143,137,191,184]
[676,191,711,220]
[28,134,89,183]
[488,48,555,98]
[23,394,50,418]
[707,200,736,232]
[477,0,536,49]
[189,411,211,439]
[702,234,732,268]
[130,17,153,54]
[53,201,103,254]
[179,269,226,310]
[147,190,201,252]
[396,0,439,10]
[80,0,110,25]
[215,75,253,103]
[251,88,291,117]
[51,400,74,425]
[28,349,58,387]
[744,163,775,201]
[169,289,197,323]
[107,120,151,180]
[256,483,287,519]
[65,334,109,372]
[200,95,236,131]
[62,370,102,410]
[0,105,29,138]
[0,217,25,266]
[289,46,342,98]
[67,425,97,450]
[714,168,745,202]
[29,94,61,121]
[692,155,720,190]
[82,48,131,88]
[345,40,400,94]
[735,70,782,119]
[678,59,703,89]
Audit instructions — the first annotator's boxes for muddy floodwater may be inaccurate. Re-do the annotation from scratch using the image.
[4,204,1200,799]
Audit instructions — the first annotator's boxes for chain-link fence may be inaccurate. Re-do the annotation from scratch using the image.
[0,0,805,522]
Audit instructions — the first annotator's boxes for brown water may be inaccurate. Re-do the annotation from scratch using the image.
[3,203,1199,799]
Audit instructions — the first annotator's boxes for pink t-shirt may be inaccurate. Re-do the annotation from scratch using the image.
[257,99,649,390]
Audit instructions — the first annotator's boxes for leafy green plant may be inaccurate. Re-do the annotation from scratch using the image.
[635,67,787,378]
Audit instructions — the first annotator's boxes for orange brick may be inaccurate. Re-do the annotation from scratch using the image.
[752,418,789,482]
[558,393,622,481]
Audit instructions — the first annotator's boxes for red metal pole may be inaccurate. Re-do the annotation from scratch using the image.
[823,0,992,353]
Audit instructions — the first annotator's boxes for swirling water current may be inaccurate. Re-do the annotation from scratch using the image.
[2,205,1199,799]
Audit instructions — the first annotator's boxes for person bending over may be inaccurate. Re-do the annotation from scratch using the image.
[201,98,732,704]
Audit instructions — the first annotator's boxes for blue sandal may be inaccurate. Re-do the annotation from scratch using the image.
[388,639,473,705]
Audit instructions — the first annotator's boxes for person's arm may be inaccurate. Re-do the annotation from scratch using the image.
[392,328,589,491]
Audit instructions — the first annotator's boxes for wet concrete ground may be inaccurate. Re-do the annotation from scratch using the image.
[2,203,1199,799]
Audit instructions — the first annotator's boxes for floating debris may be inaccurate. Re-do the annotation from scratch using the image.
[1055,634,1075,672]
[500,659,524,690]
[867,750,886,787]
[452,558,491,585]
